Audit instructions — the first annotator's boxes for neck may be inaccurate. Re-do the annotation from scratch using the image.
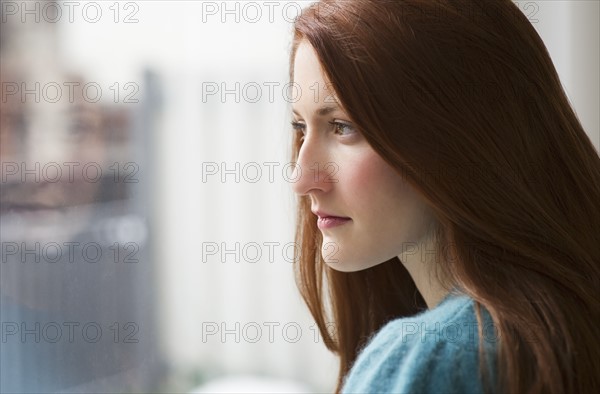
[399,236,450,309]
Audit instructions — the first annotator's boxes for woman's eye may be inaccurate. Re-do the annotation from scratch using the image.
[328,120,357,136]
[290,120,357,141]
[290,121,306,140]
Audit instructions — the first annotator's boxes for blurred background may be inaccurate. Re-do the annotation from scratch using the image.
[0,1,598,393]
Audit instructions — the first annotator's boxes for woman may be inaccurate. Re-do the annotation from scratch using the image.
[288,0,600,393]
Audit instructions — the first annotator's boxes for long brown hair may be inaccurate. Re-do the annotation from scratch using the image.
[288,1,600,393]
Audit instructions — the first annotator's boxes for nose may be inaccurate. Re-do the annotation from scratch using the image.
[291,133,336,196]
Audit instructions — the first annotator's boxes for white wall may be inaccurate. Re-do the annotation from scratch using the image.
[528,0,599,149]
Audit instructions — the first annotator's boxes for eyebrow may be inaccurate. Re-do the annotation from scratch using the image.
[292,104,341,118]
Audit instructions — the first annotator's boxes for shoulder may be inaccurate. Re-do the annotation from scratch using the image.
[341,292,497,394]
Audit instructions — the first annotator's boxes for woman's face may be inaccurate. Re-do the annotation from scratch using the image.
[291,40,436,272]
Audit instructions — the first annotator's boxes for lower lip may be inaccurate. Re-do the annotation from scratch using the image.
[317,217,351,230]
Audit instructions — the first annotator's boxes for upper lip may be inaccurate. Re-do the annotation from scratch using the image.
[0,202,60,213]
[311,209,351,219]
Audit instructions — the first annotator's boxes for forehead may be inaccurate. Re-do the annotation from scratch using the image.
[294,41,323,79]
[293,41,339,110]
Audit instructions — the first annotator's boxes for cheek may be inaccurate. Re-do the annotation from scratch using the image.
[341,148,404,208]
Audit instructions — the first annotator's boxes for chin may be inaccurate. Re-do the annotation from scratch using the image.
[323,257,381,273]
[325,262,355,273]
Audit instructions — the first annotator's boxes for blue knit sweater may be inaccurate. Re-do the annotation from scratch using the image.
[341,292,497,393]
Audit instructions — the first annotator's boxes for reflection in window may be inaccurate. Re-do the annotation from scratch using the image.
[0,10,160,393]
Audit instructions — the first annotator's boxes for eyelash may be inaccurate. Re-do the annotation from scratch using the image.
[290,120,356,139]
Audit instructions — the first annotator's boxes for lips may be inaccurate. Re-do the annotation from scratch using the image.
[311,209,352,230]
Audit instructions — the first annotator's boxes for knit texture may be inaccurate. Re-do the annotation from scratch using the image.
[341,292,497,394]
